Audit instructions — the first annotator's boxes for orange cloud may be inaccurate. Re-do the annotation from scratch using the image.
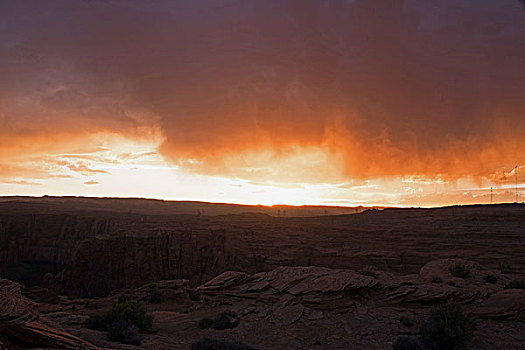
[1,0,524,190]
[0,179,41,186]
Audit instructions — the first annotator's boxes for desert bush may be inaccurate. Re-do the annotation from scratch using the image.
[483,275,497,284]
[505,278,525,290]
[84,300,91,308]
[101,300,153,332]
[446,281,457,287]
[107,320,143,345]
[431,276,442,284]
[448,263,470,279]
[86,300,153,345]
[190,338,255,350]
[199,318,213,330]
[498,262,514,274]
[149,284,162,304]
[213,311,239,330]
[422,300,478,350]
[393,335,423,350]
[360,270,378,279]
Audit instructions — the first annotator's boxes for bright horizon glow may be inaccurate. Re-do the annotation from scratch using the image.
[0,132,523,208]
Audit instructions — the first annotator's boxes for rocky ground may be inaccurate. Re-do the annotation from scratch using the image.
[1,258,525,349]
[0,199,524,349]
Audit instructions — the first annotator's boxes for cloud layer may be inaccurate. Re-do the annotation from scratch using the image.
[1,0,524,185]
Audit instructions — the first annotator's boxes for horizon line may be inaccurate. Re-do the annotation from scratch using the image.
[1,194,523,210]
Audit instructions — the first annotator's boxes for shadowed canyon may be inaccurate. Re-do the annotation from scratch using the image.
[0,197,524,349]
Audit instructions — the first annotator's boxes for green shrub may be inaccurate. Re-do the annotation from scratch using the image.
[101,300,153,332]
[107,320,143,345]
[446,281,457,287]
[213,311,239,330]
[505,278,525,290]
[399,282,414,286]
[86,300,153,345]
[498,262,514,274]
[199,318,213,330]
[422,300,478,350]
[393,335,423,350]
[483,275,497,284]
[84,300,91,308]
[431,276,443,284]
[149,284,162,304]
[360,270,378,279]
[190,338,256,350]
[448,263,470,279]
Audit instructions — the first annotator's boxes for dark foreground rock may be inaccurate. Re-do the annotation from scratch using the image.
[0,279,100,349]
[26,261,524,350]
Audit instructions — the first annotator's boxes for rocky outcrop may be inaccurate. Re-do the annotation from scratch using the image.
[199,266,382,314]
[0,278,100,349]
[31,263,525,350]
[197,262,523,313]
[22,286,61,304]
[475,290,525,318]
[0,279,36,326]
[174,264,523,349]
[3,321,102,350]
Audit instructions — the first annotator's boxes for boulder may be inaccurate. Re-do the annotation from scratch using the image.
[475,290,525,319]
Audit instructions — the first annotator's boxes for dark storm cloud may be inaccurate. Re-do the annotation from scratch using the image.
[1,0,524,181]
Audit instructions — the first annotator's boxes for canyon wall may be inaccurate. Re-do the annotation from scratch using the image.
[0,201,524,296]
[0,213,113,286]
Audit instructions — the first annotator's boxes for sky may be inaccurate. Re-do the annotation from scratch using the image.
[1,0,524,207]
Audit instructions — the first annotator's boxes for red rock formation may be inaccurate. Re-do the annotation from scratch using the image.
[0,279,100,349]
[0,279,36,326]
[23,261,523,350]
[475,290,525,318]
[4,321,101,350]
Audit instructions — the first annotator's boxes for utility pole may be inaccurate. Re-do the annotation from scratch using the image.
[516,165,519,203]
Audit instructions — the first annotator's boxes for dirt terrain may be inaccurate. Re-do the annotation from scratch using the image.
[0,197,524,349]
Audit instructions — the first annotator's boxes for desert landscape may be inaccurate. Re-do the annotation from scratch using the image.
[0,197,524,349]
[2,1,525,349]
